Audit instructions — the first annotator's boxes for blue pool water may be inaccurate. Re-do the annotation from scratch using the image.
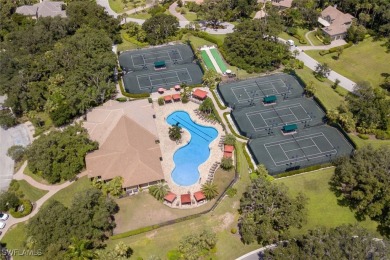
[167,111,218,186]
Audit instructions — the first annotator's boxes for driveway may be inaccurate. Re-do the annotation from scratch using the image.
[236,244,278,260]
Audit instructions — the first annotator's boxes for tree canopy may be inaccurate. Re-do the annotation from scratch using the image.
[239,177,308,244]
[331,145,390,236]
[0,1,119,126]
[264,225,390,259]
[142,14,179,45]
[26,124,98,183]
[223,12,290,73]
[177,230,217,260]
[27,188,118,259]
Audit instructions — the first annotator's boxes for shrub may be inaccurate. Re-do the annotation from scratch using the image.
[167,250,181,260]
[111,225,161,239]
[158,97,165,106]
[224,134,236,146]
[0,109,17,130]
[7,145,26,162]
[375,130,390,140]
[9,199,33,218]
[118,80,150,99]
[221,157,233,170]
[231,228,237,234]
[226,187,237,198]
[148,97,153,103]
[181,95,189,103]
[116,97,127,102]
[242,142,255,170]
[357,133,369,140]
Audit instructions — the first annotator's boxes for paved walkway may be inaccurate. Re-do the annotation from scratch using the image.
[299,39,346,51]
[0,162,87,239]
[305,30,315,46]
[236,243,278,260]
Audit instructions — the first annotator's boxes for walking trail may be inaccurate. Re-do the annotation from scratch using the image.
[0,162,87,238]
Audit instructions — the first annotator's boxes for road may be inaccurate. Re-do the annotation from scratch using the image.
[236,244,278,260]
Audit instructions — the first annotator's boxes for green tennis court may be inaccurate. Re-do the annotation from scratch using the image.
[210,48,227,72]
[201,50,216,71]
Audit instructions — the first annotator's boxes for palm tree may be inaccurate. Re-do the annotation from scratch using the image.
[114,241,133,257]
[201,182,218,200]
[149,183,169,201]
[65,238,97,260]
[169,125,182,141]
[106,177,124,197]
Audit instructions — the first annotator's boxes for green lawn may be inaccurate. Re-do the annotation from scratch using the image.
[23,165,51,185]
[30,112,53,137]
[127,10,151,20]
[278,28,310,46]
[16,180,48,202]
[294,66,345,111]
[305,38,390,88]
[348,134,390,148]
[306,31,324,46]
[103,142,260,259]
[108,0,146,13]
[276,168,379,236]
[201,50,216,71]
[44,176,92,208]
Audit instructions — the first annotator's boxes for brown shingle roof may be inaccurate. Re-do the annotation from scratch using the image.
[271,0,293,8]
[86,116,164,188]
[16,1,67,18]
[320,6,354,36]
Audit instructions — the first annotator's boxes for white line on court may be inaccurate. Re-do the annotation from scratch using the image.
[136,68,192,90]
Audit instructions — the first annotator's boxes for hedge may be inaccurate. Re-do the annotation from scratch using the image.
[223,112,248,140]
[184,30,223,47]
[9,199,33,218]
[211,90,227,110]
[319,42,353,56]
[116,97,127,102]
[118,78,150,99]
[243,142,255,171]
[274,163,333,178]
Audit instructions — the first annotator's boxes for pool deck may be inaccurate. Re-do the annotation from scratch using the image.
[153,91,224,206]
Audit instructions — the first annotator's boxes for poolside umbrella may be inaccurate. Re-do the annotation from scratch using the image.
[226,69,232,74]
[174,85,181,91]
[158,88,165,93]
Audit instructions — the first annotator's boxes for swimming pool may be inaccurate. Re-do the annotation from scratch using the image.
[167,111,218,186]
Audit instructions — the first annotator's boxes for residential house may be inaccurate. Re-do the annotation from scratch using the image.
[318,6,354,41]
[15,1,67,19]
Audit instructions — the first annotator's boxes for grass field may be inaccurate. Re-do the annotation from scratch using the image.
[104,142,260,259]
[305,38,390,87]
[23,166,51,185]
[1,223,36,260]
[294,66,345,111]
[276,167,379,236]
[16,180,48,202]
[348,134,390,148]
[278,28,310,46]
[108,0,146,13]
[126,10,151,20]
[183,11,198,21]
[306,31,324,46]
[114,167,235,233]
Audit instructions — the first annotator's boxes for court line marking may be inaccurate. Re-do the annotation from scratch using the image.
[263,132,337,166]
[136,68,192,90]
[131,49,183,67]
[279,144,289,160]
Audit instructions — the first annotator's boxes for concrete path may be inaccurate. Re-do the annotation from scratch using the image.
[96,0,118,18]
[236,243,278,260]
[299,39,346,51]
[0,162,87,239]
[305,30,314,46]
[169,2,187,22]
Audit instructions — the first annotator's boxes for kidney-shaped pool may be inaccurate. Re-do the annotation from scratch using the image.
[167,111,218,186]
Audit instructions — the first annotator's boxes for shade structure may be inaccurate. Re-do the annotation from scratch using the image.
[158,88,165,93]
[172,94,181,101]
[224,144,234,153]
[164,192,177,203]
[263,95,277,103]
[282,124,298,132]
[193,191,206,202]
[192,89,208,100]
[181,194,191,205]
[154,60,166,68]
[224,152,233,158]
[174,85,181,90]
[164,95,172,102]
[226,69,232,74]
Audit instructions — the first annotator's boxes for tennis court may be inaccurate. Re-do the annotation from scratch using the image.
[232,98,324,138]
[248,126,354,174]
[119,44,204,94]
[218,74,304,108]
[119,44,195,71]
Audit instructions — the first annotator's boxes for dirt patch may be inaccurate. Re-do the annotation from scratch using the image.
[145,230,158,239]
[214,212,235,232]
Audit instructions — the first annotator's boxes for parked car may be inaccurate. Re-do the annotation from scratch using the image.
[0,221,6,229]
[0,213,8,221]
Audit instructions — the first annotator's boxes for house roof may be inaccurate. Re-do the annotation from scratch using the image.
[193,191,206,202]
[193,89,208,100]
[271,0,293,8]
[320,6,354,36]
[224,145,234,153]
[16,1,67,18]
[181,194,191,204]
[86,116,164,188]
[164,192,177,203]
